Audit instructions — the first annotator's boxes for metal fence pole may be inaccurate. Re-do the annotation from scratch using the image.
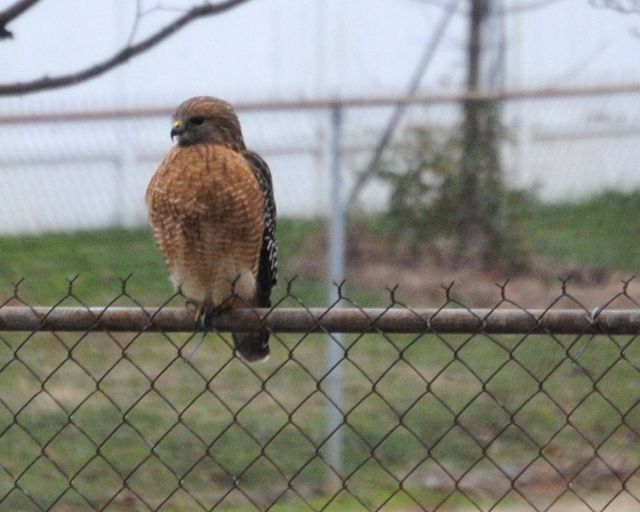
[325,104,345,489]
[115,131,136,228]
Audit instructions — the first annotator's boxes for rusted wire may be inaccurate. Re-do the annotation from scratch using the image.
[0,281,638,512]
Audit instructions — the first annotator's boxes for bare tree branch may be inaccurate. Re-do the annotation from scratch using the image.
[0,0,41,39]
[0,0,253,95]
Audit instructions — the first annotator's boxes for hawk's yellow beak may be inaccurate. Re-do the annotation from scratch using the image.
[170,120,185,140]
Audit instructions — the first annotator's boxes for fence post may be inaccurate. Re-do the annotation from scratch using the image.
[115,125,136,228]
[325,103,345,491]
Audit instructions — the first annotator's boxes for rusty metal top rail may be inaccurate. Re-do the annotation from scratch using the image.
[1,306,639,334]
[2,83,640,124]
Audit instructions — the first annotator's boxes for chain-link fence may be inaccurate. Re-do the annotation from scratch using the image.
[1,85,640,235]
[0,279,638,511]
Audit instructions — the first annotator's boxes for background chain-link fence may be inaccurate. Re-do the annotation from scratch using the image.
[0,279,638,511]
[1,85,640,235]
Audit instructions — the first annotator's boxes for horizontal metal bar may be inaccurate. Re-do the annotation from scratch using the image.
[2,83,640,124]
[1,306,639,335]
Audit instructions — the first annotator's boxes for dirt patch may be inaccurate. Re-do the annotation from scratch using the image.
[352,259,633,309]
[292,231,636,309]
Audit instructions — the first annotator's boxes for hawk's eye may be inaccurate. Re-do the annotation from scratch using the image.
[190,116,205,126]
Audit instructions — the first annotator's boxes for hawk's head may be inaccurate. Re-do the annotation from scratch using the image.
[170,96,245,149]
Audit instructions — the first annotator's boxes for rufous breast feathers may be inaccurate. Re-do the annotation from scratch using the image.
[146,143,265,304]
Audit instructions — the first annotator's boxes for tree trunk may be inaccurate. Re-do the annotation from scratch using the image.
[455,0,508,270]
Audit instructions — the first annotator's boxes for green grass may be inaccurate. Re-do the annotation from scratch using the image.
[512,190,640,275]
[0,220,389,311]
[1,194,640,510]
[0,219,327,306]
[4,191,640,304]
[0,228,170,304]
[0,329,637,511]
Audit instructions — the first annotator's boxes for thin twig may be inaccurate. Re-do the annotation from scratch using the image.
[126,0,143,47]
[127,1,194,46]
[348,0,459,205]
[140,3,194,17]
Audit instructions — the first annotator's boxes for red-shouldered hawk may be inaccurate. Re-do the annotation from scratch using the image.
[146,96,277,362]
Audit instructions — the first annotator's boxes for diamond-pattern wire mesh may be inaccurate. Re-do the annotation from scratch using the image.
[0,279,639,511]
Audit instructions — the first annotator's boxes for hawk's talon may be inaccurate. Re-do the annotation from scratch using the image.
[202,308,217,329]
[195,303,218,329]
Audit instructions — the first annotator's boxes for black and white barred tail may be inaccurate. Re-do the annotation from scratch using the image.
[237,149,277,363]
[233,331,270,362]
